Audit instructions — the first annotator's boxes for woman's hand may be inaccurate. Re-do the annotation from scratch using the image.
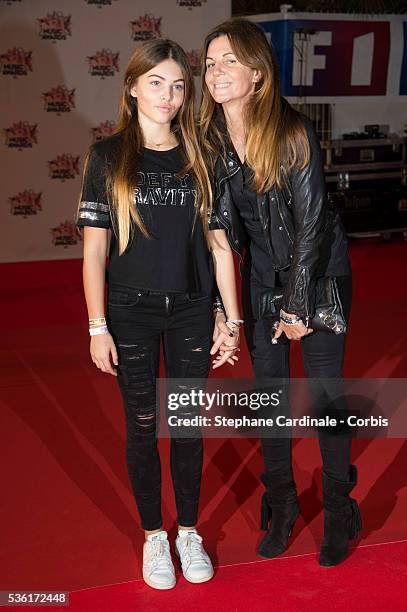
[90,332,118,376]
[210,312,240,368]
[273,312,313,342]
[212,311,225,343]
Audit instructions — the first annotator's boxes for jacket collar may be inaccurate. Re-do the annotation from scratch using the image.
[214,150,240,200]
[215,150,240,180]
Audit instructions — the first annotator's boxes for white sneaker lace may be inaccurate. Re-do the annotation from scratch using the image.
[181,534,208,567]
[146,539,172,573]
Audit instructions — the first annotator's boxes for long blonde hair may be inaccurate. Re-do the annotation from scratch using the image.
[200,18,310,192]
[90,39,211,254]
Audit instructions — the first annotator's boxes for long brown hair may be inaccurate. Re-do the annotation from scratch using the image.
[90,39,211,254]
[200,18,310,192]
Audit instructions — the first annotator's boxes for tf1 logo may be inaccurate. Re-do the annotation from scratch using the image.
[260,19,407,96]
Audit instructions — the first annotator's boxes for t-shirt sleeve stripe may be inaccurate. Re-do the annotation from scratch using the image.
[77,201,110,228]
[76,147,111,229]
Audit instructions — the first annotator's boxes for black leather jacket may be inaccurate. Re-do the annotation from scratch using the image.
[209,115,351,320]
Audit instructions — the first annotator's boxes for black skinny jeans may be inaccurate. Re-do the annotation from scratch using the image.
[107,285,213,531]
[251,276,353,482]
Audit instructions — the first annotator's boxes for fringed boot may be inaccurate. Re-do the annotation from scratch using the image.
[257,469,300,559]
[319,464,362,566]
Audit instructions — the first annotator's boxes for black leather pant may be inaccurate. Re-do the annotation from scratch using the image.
[250,276,353,482]
[107,285,213,531]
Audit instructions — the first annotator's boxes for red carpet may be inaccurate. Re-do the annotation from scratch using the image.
[54,541,407,611]
[1,238,406,609]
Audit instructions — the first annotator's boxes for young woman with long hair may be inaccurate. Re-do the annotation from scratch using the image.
[77,39,241,590]
[200,19,362,566]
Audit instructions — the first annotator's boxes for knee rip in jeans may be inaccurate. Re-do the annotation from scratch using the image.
[183,336,210,352]
[118,346,158,436]
[118,342,148,361]
[178,336,210,377]
[124,387,157,436]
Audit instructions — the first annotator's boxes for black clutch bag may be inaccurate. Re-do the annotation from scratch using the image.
[257,277,347,334]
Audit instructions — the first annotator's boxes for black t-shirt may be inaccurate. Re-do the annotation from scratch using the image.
[228,149,275,287]
[77,134,213,295]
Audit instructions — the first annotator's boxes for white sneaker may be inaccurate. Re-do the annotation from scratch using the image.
[175,529,214,584]
[142,531,176,590]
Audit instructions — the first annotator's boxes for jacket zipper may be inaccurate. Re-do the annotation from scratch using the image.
[304,269,310,325]
[274,188,294,244]
[276,169,295,244]
[296,267,311,326]
[257,193,274,259]
[331,277,345,319]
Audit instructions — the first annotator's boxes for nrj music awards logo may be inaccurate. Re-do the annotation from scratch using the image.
[4,121,37,149]
[9,190,42,217]
[85,0,117,7]
[42,85,75,114]
[48,154,80,181]
[187,50,200,76]
[177,0,206,8]
[91,120,116,142]
[0,47,32,77]
[51,221,82,247]
[130,14,162,41]
[37,11,72,41]
[87,49,119,78]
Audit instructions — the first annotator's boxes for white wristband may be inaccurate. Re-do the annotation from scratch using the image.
[89,325,108,336]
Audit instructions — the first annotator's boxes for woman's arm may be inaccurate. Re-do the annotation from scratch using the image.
[83,226,108,318]
[281,118,327,322]
[276,118,326,341]
[208,229,241,368]
[83,226,118,376]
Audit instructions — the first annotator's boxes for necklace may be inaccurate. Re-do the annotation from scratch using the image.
[144,135,177,150]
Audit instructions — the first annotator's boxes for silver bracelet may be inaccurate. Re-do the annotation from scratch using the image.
[226,320,244,333]
[280,310,302,325]
[213,301,224,312]
[89,325,108,336]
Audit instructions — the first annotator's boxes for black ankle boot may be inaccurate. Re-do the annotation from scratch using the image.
[319,464,362,567]
[257,469,300,559]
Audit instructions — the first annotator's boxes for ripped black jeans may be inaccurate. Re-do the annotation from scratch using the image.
[107,285,213,531]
